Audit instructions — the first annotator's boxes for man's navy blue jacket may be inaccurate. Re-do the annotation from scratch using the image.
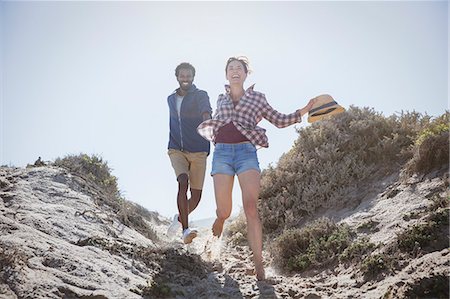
[167,84,212,154]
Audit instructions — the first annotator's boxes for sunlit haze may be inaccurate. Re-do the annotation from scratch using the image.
[1,1,448,221]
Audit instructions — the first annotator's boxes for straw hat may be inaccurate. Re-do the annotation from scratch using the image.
[308,94,345,123]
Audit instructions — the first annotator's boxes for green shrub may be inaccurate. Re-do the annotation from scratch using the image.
[259,107,431,233]
[270,218,354,273]
[402,112,449,177]
[397,208,449,253]
[360,253,391,281]
[415,112,449,146]
[339,237,376,263]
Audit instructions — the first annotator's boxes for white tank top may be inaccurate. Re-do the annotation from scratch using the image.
[176,95,184,117]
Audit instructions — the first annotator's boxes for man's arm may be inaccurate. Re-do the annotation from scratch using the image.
[197,90,212,121]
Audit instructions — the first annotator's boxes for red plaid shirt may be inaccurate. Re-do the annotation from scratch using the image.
[197,84,302,148]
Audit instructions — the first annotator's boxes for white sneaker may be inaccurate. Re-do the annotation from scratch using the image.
[167,214,181,236]
[182,228,198,244]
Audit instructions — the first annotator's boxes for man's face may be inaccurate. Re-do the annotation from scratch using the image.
[177,68,194,92]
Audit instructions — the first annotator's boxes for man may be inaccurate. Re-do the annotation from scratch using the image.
[167,62,212,244]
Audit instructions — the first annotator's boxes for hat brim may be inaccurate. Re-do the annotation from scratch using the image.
[308,105,345,123]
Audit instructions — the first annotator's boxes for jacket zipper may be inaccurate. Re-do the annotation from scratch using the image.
[179,114,184,150]
[178,98,184,151]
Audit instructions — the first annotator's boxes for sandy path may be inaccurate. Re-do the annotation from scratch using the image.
[165,226,283,298]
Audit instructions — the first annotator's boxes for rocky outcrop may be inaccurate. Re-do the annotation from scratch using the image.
[0,166,163,298]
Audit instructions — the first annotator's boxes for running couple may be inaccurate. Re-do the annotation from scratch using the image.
[166,58,317,281]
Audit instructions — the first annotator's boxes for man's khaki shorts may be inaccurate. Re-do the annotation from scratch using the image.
[167,149,208,190]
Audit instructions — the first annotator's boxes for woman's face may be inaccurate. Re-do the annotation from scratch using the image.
[226,60,247,85]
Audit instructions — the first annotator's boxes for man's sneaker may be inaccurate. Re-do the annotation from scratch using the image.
[182,228,198,244]
[167,214,181,236]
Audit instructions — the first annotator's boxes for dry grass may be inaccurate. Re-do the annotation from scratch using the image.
[53,154,159,242]
[54,154,121,201]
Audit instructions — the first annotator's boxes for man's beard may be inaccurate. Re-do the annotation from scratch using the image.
[180,82,192,91]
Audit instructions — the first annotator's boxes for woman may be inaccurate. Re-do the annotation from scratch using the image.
[197,56,316,281]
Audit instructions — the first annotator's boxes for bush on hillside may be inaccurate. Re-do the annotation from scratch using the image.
[339,237,376,263]
[402,112,449,177]
[397,208,449,254]
[360,253,392,281]
[259,107,434,233]
[54,154,121,202]
[270,218,354,273]
[53,154,158,242]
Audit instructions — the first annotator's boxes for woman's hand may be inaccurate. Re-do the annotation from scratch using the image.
[297,97,318,117]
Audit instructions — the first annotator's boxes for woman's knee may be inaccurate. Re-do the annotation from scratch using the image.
[243,199,259,218]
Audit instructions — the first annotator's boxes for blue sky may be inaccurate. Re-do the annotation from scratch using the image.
[1,1,448,221]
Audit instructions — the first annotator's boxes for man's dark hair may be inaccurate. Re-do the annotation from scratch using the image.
[175,62,196,77]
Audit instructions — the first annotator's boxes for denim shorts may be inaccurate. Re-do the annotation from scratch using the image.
[211,142,261,176]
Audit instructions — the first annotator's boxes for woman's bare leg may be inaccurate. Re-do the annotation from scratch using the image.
[212,174,234,237]
[237,169,265,280]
